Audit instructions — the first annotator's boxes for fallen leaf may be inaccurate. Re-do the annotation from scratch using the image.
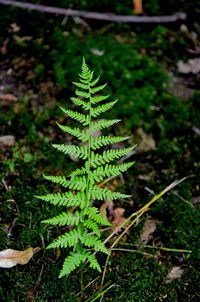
[90,48,105,56]
[113,207,125,219]
[100,200,114,221]
[192,196,200,204]
[113,207,127,230]
[138,175,152,181]
[56,248,61,259]
[0,135,15,146]
[165,266,184,283]
[177,58,200,74]
[13,35,32,43]
[137,128,156,151]
[133,0,143,14]
[0,94,17,102]
[1,38,10,55]
[139,219,156,245]
[10,23,20,33]
[0,247,36,268]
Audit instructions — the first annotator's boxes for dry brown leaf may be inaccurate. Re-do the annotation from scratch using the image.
[192,196,200,204]
[100,202,127,230]
[100,200,114,221]
[165,266,184,284]
[10,23,20,33]
[133,0,143,14]
[90,48,105,56]
[0,94,17,102]
[13,35,32,43]
[0,135,15,146]
[139,219,156,245]
[113,207,128,230]
[55,248,61,259]
[113,207,125,219]
[0,247,36,268]
[113,217,127,229]
[177,58,200,74]
[1,38,10,55]
[137,128,156,151]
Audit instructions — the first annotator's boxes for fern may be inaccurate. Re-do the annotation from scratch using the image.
[37,58,135,278]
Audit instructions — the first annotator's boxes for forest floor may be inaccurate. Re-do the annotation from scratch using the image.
[0,3,200,301]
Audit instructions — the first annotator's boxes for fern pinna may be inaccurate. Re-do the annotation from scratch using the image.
[36,59,135,278]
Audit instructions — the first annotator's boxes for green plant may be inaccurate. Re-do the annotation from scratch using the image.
[36,58,135,279]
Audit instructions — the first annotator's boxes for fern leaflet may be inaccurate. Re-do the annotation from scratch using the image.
[37,58,135,278]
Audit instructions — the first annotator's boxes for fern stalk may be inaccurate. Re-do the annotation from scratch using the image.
[36,58,135,279]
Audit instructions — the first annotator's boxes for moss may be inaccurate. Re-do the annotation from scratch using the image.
[0,2,200,300]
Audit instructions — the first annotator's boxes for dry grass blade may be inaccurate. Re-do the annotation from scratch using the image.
[101,177,187,287]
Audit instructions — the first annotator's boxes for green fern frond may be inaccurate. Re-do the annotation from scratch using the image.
[42,211,80,226]
[72,82,89,90]
[91,94,110,105]
[90,119,121,132]
[36,191,85,208]
[70,167,87,177]
[75,89,90,98]
[91,162,135,182]
[70,97,90,110]
[90,76,100,87]
[43,175,69,187]
[90,146,136,167]
[91,100,118,118]
[91,185,132,200]
[83,207,111,226]
[86,253,101,272]
[52,144,88,160]
[59,251,87,278]
[56,123,89,142]
[80,232,110,255]
[90,83,107,94]
[43,175,87,191]
[47,228,79,249]
[37,58,135,278]
[67,176,87,191]
[79,58,93,81]
[59,107,90,125]
[91,135,130,150]
[83,219,101,237]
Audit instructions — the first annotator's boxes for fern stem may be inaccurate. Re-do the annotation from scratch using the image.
[80,80,92,299]
[85,86,92,206]
[80,263,84,299]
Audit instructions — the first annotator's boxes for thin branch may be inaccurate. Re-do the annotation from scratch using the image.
[101,177,187,287]
[111,248,156,257]
[0,0,187,23]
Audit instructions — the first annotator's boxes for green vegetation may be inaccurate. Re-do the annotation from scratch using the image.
[0,1,200,301]
[36,59,136,279]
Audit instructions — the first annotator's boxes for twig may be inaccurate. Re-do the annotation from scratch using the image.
[76,276,100,296]
[32,265,44,296]
[7,218,17,240]
[192,125,200,136]
[101,177,187,289]
[0,1,187,23]
[88,226,112,236]
[97,175,116,187]
[111,248,156,257]
[2,178,10,191]
[124,243,192,253]
[85,283,115,302]
[172,191,194,208]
